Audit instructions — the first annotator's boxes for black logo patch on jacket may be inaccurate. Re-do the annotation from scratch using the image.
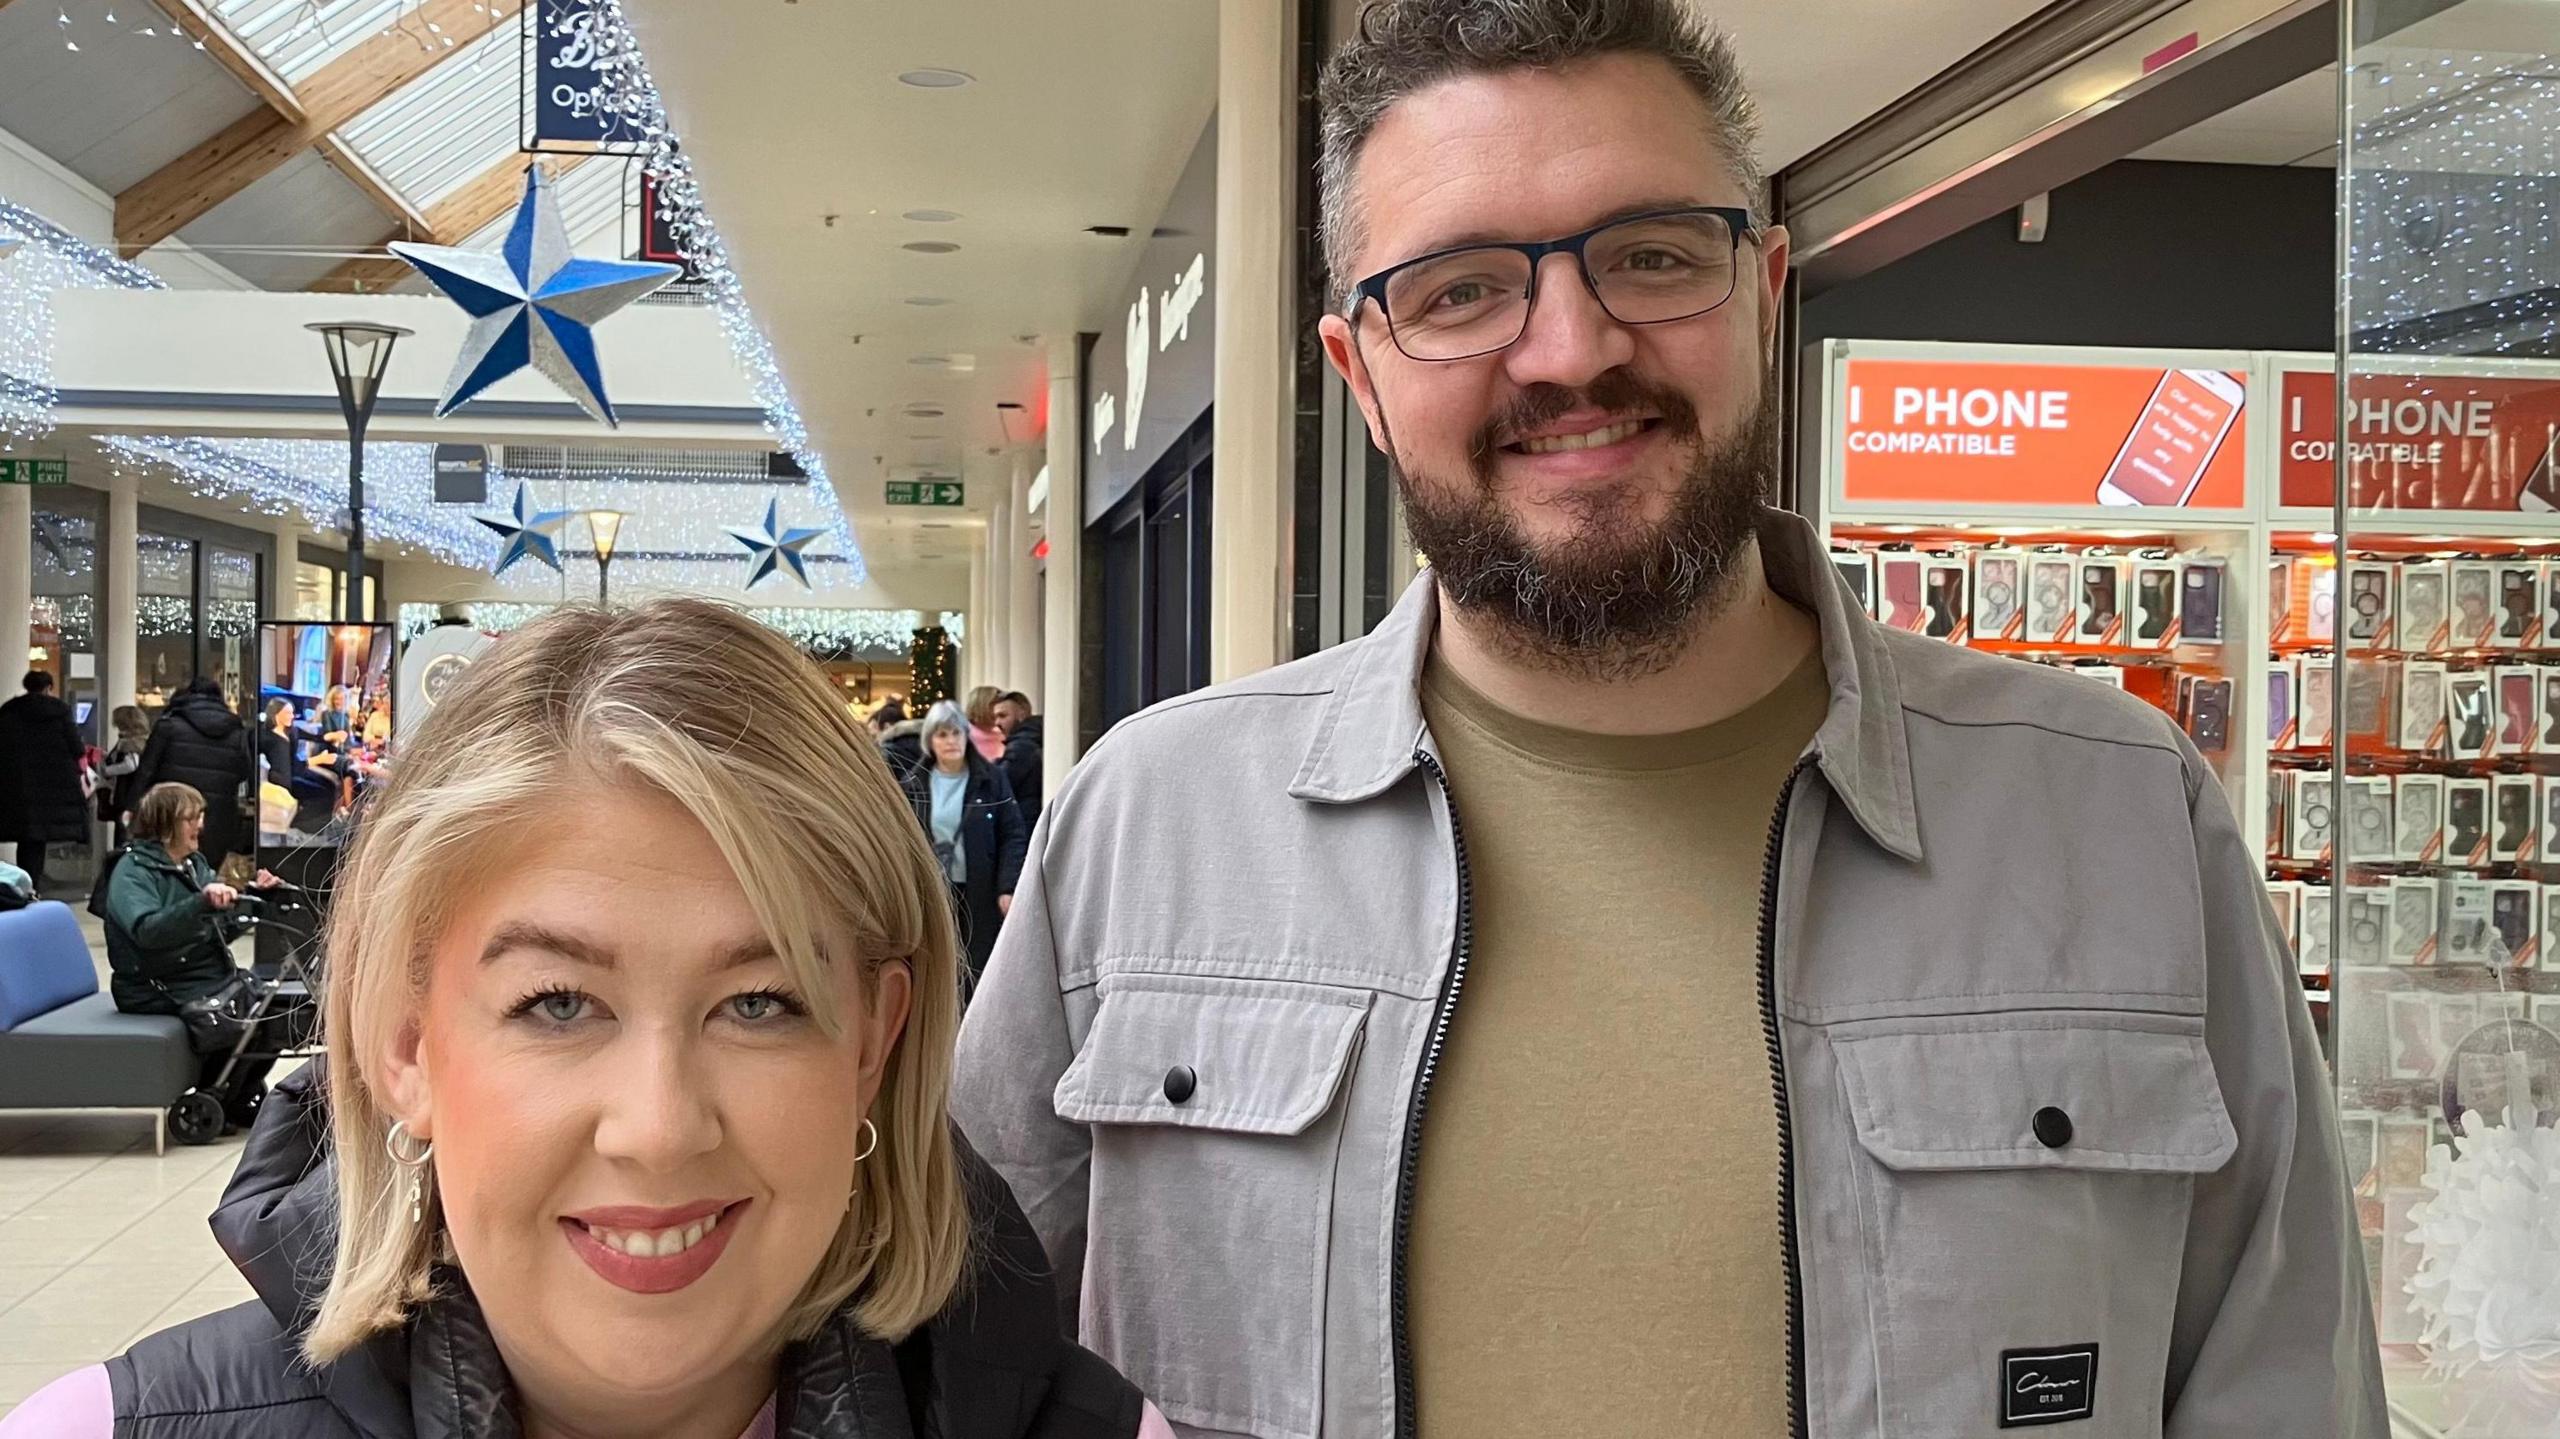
[1999,1344,2097,1427]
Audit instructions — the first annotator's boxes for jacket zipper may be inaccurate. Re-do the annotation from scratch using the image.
[1758,757,1813,1439]
[1392,750,1474,1439]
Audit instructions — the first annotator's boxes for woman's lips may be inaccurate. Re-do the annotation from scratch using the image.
[560,1199,748,1295]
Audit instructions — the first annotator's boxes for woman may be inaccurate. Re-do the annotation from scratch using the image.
[962,685,1007,762]
[7,601,1168,1439]
[0,669,86,893]
[100,782,283,1129]
[901,700,1028,992]
[99,704,150,845]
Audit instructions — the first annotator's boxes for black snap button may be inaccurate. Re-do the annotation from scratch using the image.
[1163,1065,1197,1105]
[2032,1106,2074,1149]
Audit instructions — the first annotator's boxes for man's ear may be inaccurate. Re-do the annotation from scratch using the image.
[1755,222,1792,361]
[1319,313,1392,454]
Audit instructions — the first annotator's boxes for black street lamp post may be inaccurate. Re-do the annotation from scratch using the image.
[306,322,411,621]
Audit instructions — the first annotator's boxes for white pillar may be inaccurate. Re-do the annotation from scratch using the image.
[1006,451,1042,708]
[272,514,304,620]
[1043,338,1084,771]
[964,540,989,701]
[1212,0,1297,682]
[0,481,29,687]
[985,462,1016,689]
[104,471,139,715]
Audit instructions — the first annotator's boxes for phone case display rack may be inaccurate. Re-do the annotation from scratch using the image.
[1809,343,2560,1042]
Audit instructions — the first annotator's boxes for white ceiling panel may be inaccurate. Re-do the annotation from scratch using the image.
[453,153,631,254]
[177,147,387,289]
[0,0,267,194]
[211,0,505,84]
[335,12,521,208]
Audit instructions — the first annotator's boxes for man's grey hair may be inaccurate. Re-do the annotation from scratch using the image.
[1317,0,1766,307]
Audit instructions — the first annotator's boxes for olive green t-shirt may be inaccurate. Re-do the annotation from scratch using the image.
[1408,644,1828,1437]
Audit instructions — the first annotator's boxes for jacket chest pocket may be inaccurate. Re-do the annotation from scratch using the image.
[1831,1013,2236,1437]
[1053,972,1370,1439]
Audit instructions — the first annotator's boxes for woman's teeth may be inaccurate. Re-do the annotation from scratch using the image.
[588,1210,723,1258]
[1516,419,1646,455]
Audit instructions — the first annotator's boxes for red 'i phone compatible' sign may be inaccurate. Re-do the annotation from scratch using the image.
[2279,369,2560,513]
[1838,360,2249,510]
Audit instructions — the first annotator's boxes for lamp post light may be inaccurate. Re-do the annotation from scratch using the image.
[581,509,626,607]
[305,322,411,621]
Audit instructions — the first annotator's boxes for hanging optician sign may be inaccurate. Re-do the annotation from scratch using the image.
[522,0,649,152]
[2278,368,2560,513]
[1835,358,2250,510]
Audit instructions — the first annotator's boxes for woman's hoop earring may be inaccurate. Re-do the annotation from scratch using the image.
[854,1117,880,1163]
[386,1121,434,1226]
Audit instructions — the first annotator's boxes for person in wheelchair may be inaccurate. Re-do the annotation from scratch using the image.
[105,781,284,1131]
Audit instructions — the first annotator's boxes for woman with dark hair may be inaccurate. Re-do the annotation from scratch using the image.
[99,704,151,846]
[901,699,1027,992]
[0,670,86,892]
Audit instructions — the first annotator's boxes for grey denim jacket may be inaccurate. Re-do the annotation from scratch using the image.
[953,509,2390,1439]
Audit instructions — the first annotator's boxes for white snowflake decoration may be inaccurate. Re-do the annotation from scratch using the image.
[2406,1096,2560,1434]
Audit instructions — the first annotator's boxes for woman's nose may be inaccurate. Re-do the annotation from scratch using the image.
[590,1029,723,1171]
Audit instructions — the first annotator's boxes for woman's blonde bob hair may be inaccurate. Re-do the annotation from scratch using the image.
[306,599,968,1362]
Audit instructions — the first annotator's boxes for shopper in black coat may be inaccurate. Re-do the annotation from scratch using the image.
[126,677,254,864]
[0,671,89,891]
[900,703,1029,990]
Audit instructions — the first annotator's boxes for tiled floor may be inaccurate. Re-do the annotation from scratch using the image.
[0,904,278,1419]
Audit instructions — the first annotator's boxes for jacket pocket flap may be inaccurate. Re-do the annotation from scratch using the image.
[1835,1014,2238,1174]
[1053,973,1371,1136]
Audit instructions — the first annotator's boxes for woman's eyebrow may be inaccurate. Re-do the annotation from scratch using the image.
[478,923,780,973]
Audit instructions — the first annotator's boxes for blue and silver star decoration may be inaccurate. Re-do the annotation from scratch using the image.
[726,498,826,589]
[475,482,572,577]
[389,166,680,426]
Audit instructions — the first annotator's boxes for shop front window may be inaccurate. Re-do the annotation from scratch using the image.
[2335,4,2560,1428]
[292,561,332,621]
[136,532,196,712]
[204,544,259,712]
[29,506,97,700]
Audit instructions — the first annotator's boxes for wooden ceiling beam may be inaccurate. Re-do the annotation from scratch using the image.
[115,0,525,255]
[318,134,432,240]
[310,152,594,294]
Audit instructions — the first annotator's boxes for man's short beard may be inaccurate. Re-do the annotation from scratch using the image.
[1389,368,1778,681]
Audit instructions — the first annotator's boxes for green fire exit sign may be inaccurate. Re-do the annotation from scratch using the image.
[0,458,68,486]
[886,479,965,507]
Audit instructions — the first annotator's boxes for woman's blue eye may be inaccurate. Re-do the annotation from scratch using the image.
[538,992,587,1024]
[726,990,807,1024]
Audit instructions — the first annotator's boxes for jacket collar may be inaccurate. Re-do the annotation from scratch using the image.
[1288,507,1924,862]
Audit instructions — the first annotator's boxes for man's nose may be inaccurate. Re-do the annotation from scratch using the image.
[1501,253,1636,392]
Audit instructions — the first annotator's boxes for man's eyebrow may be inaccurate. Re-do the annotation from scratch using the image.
[1401,196,1726,259]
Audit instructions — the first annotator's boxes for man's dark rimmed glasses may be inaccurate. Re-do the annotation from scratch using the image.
[1344,205,1761,363]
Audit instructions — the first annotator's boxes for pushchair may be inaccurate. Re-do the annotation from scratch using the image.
[164,882,327,1146]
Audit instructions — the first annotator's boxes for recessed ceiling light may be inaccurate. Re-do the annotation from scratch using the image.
[903,405,947,418]
[901,241,961,255]
[903,209,960,223]
[909,355,951,368]
[903,296,952,307]
[897,68,974,88]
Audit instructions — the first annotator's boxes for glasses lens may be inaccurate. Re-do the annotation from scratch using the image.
[1382,247,1534,360]
[1586,211,1738,325]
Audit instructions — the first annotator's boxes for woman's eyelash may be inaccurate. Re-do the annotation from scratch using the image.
[505,983,586,1019]
[731,986,812,1017]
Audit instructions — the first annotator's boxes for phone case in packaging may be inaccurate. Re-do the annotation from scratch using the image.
[2446,778,2492,868]
[2494,773,2540,863]
[2442,878,2492,965]
[2389,876,2441,965]
[2300,655,2336,751]
[2026,554,2076,645]
[2128,558,2180,650]
[2342,885,2391,969]
[1970,551,2022,642]
[2545,774,2560,866]
[2289,771,2334,864]
[2266,879,2301,960]
[2075,556,2126,646]
[2307,562,2338,644]
[2299,886,2333,975]
[2543,886,2560,972]
[1876,553,1927,633]
[2496,561,2544,648]
[1829,550,1874,617]
[2345,561,2396,647]
[2452,561,2499,649]
[2446,669,2493,760]
[2490,880,2540,968]
[2266,659,2296,749]
[2073,664,2126,690]
[2187,677,2232,753]
[2179,559,2225,645]
[1920,554,1968,641]
[2397,773,2446,863]
[2344,659,2394,747]
[2543,666,2560,752]
[2397,660,2448,754]
[2341,775,2394,865]
[2494,665,2541,757]
[2402,560,2453,654]
[2545,561,2560,653]
[2269,558,2298,642]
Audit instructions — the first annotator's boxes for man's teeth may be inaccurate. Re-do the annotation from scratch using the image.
[1517,420,1646,455]
[588,1211,723,1259]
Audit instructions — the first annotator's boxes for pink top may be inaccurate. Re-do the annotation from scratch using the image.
[0,1365,1178,1438]
[972,723,1006,762]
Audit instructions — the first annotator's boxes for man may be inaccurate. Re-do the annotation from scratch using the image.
[127,677,254,870]
[0,670,89,893]
[991,691,1043,827]
[955,2,2386,1436]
